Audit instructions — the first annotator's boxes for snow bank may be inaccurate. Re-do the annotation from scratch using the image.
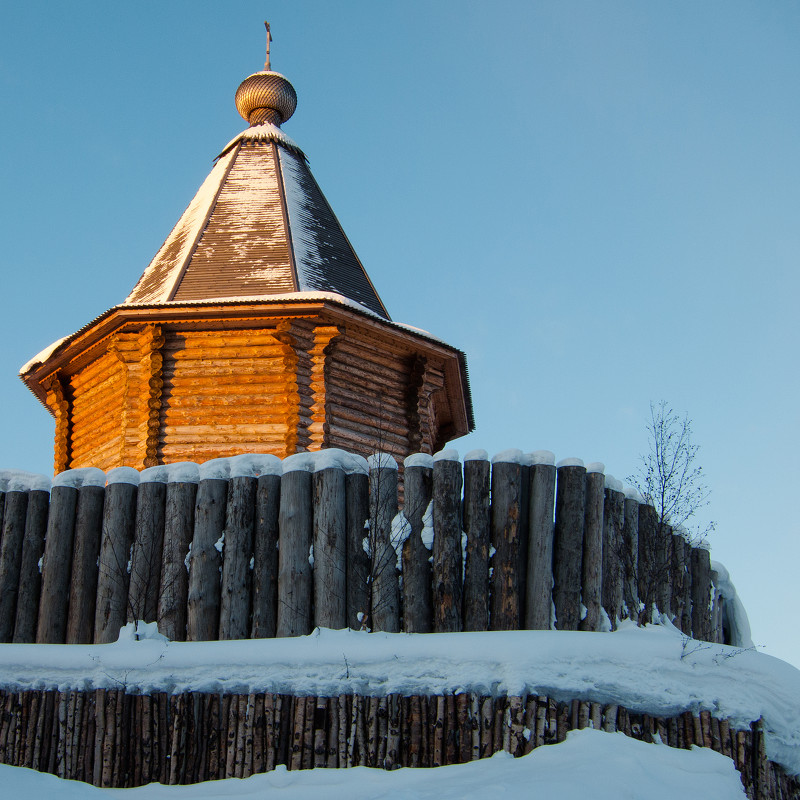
[404,453,434,469]
[556,457,584,468]
[0,623,797,774]
[366,453,398,471]
[0,469,50,493]
[0,727,747,799]
[711,561,754,650]
[284,450,369,475]
[53,467,105,489]
[528,450,555,466]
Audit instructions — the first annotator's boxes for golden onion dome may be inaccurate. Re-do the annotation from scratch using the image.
[235,70,297,127]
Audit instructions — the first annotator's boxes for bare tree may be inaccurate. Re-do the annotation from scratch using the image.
[628,401,714,624]
[629,401,714,543]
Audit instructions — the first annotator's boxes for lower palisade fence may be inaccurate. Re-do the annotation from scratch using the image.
[0,688,796,798]
[0,449,733,646]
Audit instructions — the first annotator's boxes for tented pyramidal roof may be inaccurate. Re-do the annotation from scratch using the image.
[125,123,390,320]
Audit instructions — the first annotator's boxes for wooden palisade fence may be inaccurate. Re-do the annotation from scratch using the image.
[0,449,727,646]
[0,688,796,798]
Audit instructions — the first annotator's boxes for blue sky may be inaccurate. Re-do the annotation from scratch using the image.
[1,3,798,668]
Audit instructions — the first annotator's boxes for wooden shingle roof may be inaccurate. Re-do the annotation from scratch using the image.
[125,123,390,320]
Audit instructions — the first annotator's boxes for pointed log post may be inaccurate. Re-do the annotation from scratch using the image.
[656,522,673,620]
[402,455,433,633]
[525,454,556,630]
[601,480,625,630]
[462,453,490,632]
[691,545,713,641]
[637,503,658,623]
[313,467,347,629]
[94,479,138,644]
[128,472,167,625]
[158,477,198,642]
[14,489,49,643]
[251,472,281,638]
[277,465,313,637]
[621,495,640,621]
[219,475,257,640]
[369,454,400,633]
[489,453,528,631]
[580,464,604,632]
[66,483,106,643]
[37,478,81,643]
[94,483,138,644]
[187,476,228,642]
[0,489,30,642]
[345,472,370,630]
[432,452,462,633]
[552,460,586,631]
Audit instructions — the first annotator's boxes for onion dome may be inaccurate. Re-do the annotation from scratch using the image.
[235,71,297,126]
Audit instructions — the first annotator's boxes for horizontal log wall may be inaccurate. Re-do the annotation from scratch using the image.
[0,453,724,646]
[0,687,792,798]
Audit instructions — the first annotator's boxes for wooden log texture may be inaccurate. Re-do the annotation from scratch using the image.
[621,497,640,621]
[432,457,463,633]
[489,460,527,631]
[369,459,400,633]
[277,470,313,637]
[656,522,673,619]
[37,485,79,644]
[158,482,197,641]
[691,546,713,641]
[219,476,257,640]
[552,464,586,631]
[462,457,490,632]
[66,485,105,644]
[401,462,433,633]
[0,490,29,642]
[313,467,347,629]
[13,490,49,643]
[186,479,228,641]
[128,480,167,625]
[580,470,605,632]
[251,474,280,638]
[525,462,556,631]
[637,503,658,623]
[94,482,138,644]
[672,534,692,635]
[345,473,370,630]
[601,488,625,629]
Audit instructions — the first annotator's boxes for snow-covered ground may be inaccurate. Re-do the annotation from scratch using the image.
[0,728,748,799]
[1,620,798,777]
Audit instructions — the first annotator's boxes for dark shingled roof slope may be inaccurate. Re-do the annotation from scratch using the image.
[125,124,390,320]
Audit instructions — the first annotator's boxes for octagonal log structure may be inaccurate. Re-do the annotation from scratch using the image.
[21,299,471,473]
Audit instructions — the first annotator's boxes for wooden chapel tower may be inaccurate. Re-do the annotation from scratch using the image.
[20,32,473,473]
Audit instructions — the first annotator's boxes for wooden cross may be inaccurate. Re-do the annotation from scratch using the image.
[264,21,272,70]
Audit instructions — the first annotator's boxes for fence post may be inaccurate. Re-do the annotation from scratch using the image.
[525,452,556,630]
[369,454,400,633]
[66,477,109,643]
[489,451,528,631]
[219,474,257,640]
[637,503,658,623]
[128,469,166,625]
[672,531,692,634]
[345,471,370,631]
[158,466,199,641]
[313,467,347,630]
[402,454,434,633]
[187,462,229,642]
[0,488,30,642]
[13,487,50,643]
[432,451,463,633]
[553,459,586,631]
[463,451,490,632]
[252,465,281,639]
[95,476,138,643]
[656,523,673,621]
[621,492,640,621]
[580,464,605,632]
[601,477,625,630]
[277,461,313,637]
[690,545,712,641]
